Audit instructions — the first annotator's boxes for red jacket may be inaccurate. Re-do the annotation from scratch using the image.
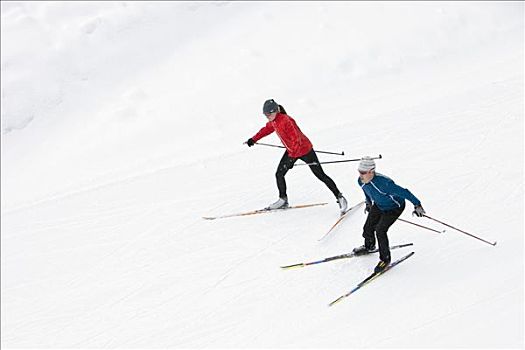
[251,113,313,158]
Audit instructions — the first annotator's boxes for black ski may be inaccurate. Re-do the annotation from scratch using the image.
[328,251,415,306]
[280,243,413,269]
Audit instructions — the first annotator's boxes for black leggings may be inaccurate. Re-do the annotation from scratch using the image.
[362,204,405,262]
[275,149,341,199]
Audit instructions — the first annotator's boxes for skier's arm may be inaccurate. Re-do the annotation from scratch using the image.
[358,179,373,204]
[364,192,372,205]
[384,180,421,207]
[252,122,275,142]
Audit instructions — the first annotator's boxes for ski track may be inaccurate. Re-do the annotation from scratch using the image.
[372,287,522,347]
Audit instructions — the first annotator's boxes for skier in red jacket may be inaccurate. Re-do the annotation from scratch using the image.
[245,99,348,214]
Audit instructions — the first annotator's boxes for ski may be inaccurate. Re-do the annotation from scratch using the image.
[202,202,328,220]
[280,243,413,269]
[318,201,365,241]
[328,251,415,307]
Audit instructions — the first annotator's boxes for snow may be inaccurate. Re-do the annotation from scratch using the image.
[1,1,523,348]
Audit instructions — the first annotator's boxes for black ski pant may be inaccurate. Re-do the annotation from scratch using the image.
[275,149,341,199]
[362,203,405,262]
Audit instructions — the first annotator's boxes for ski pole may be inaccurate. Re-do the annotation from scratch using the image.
[254,142,345,156]
[296,154,382,166]
[423,215,497,246]
[398,218,444,233]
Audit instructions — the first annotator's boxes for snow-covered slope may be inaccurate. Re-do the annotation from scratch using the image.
[1,2,523,347]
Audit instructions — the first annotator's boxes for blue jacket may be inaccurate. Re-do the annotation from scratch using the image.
[358,173,421,212]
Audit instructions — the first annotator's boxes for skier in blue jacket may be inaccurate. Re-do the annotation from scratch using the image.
[353,156,426,273]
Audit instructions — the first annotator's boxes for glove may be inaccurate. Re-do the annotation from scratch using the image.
[246,138,255,147]
[412,205,426,217]
[364,201,372,214]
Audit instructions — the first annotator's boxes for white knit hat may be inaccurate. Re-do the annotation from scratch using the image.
[358,156,376,172]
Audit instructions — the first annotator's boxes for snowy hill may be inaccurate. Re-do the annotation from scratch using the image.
[1,2,523,348]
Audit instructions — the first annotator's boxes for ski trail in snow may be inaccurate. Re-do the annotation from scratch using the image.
[204,235,289,293]
[372,287,521,347]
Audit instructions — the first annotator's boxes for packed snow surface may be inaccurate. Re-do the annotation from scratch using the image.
[1,2,523,348]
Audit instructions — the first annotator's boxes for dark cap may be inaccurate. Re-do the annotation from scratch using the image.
[263,99,278,114]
